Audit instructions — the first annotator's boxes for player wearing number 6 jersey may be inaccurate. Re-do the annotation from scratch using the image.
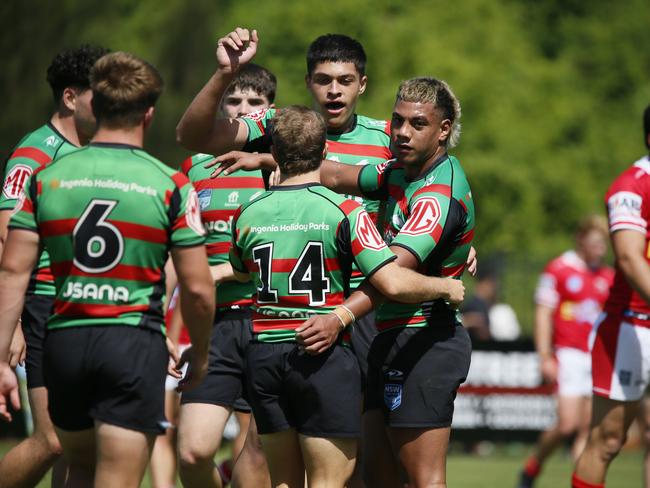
[227,106,464,488]
[0,52,214,488]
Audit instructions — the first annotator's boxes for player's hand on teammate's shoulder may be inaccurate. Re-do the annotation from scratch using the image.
[0,362,20,422]
[296,314,343,355]
[175,345,209,392]
[207,151,276,178]
[216,27,258,74]
[444,279,465,306]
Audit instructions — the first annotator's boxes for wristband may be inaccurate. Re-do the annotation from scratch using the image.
[339,305,356,324]
[328,311,347,331]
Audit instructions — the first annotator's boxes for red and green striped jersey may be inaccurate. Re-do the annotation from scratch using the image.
[241,108,392,289]
[9,142,206,333]
[229,183,396,343]
[181,153,265,310]
[0,123,78,296]
[358,154,475,332]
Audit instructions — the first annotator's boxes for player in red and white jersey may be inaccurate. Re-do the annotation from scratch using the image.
[573,105,650,488]
[519,216,613,488]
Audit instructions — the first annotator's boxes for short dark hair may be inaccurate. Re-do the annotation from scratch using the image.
[306,34,367,76]
[46,44,110,103]
[271,106,326,177]
[90,52,163,128]
[643,105,650,149]
[225,63,277,104]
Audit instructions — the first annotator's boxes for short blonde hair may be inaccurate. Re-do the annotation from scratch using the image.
[90,52,163,128]
[396,77,462,148]
[271,106,326,177]
[576,214,609,240]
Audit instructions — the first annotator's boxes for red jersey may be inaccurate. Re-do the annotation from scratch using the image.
[535,251,614,351]
[604,155,650,319]
[165,286,191,346]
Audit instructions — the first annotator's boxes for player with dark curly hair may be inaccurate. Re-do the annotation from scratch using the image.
[0,43,108,488]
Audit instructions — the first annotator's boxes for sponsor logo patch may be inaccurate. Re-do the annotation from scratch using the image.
[355,210,386,250]
[400,197,442,236]
[2,164,33,199]
[186,189,206,236]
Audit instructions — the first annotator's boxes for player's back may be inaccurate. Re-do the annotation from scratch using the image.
[232,183,385,342]
[12,142,204,331]
[604,156,650,317]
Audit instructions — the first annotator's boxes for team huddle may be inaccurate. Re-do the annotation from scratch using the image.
[0,26,647,488]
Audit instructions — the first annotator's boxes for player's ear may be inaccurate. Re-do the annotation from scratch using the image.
[270,103,276,109]
[439,119,451,145]
[358,75,368,95]
[323,142,328,160]
[143,106,155,130]
[61,87,76,112]
[305,73,311,89]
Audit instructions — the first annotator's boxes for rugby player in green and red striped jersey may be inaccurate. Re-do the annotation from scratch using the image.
[213,77,474,488]
[225,105,463,487]
[0,44,108,488]
[175,64,275,488]
[0,52,214,488]
[176,28,393,411]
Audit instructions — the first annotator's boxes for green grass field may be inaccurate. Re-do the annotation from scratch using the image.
[0,439,643,487]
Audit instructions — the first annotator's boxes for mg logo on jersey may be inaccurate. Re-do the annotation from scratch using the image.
[355,211,386,250]
[400,197,441,236]
[2,164,33,199]
[186,189,206,236]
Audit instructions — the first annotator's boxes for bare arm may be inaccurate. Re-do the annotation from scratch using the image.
[534,303,557,383]
[296,246,463,354]
[176,28,258,154]
[170,245,215,354]
[0,230,39,360]
[0,211,10,260]
[319,159,365,197]
[612,229,650,304]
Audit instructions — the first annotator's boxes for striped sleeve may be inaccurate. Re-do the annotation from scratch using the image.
[390,185,452,263]
[341,200,395,276]
[8,173,38,232]
[169,172,206,247]
[357,160,391,201]
[0,151,48,211]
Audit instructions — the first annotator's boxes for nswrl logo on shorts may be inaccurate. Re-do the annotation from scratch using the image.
[384,384,402,411]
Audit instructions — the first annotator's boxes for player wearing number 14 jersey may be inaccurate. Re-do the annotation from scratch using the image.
[0,52,214,488]
[228,106,464,488]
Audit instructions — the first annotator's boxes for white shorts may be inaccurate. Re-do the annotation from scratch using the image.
[165,344,190,391]
[556,347,592,397]
[592,313,650,402]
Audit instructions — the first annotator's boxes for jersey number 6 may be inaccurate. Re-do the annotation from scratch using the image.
[73,199,125,274]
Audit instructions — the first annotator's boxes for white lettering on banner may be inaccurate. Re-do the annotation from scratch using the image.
[452,348,557,432]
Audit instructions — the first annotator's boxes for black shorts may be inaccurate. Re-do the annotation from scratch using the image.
[349,311,377,384]
[246,341,361,437]
[365,323,471,428]
[21,294,54,389]
[43,326,169,434]
[181,308,252,413]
